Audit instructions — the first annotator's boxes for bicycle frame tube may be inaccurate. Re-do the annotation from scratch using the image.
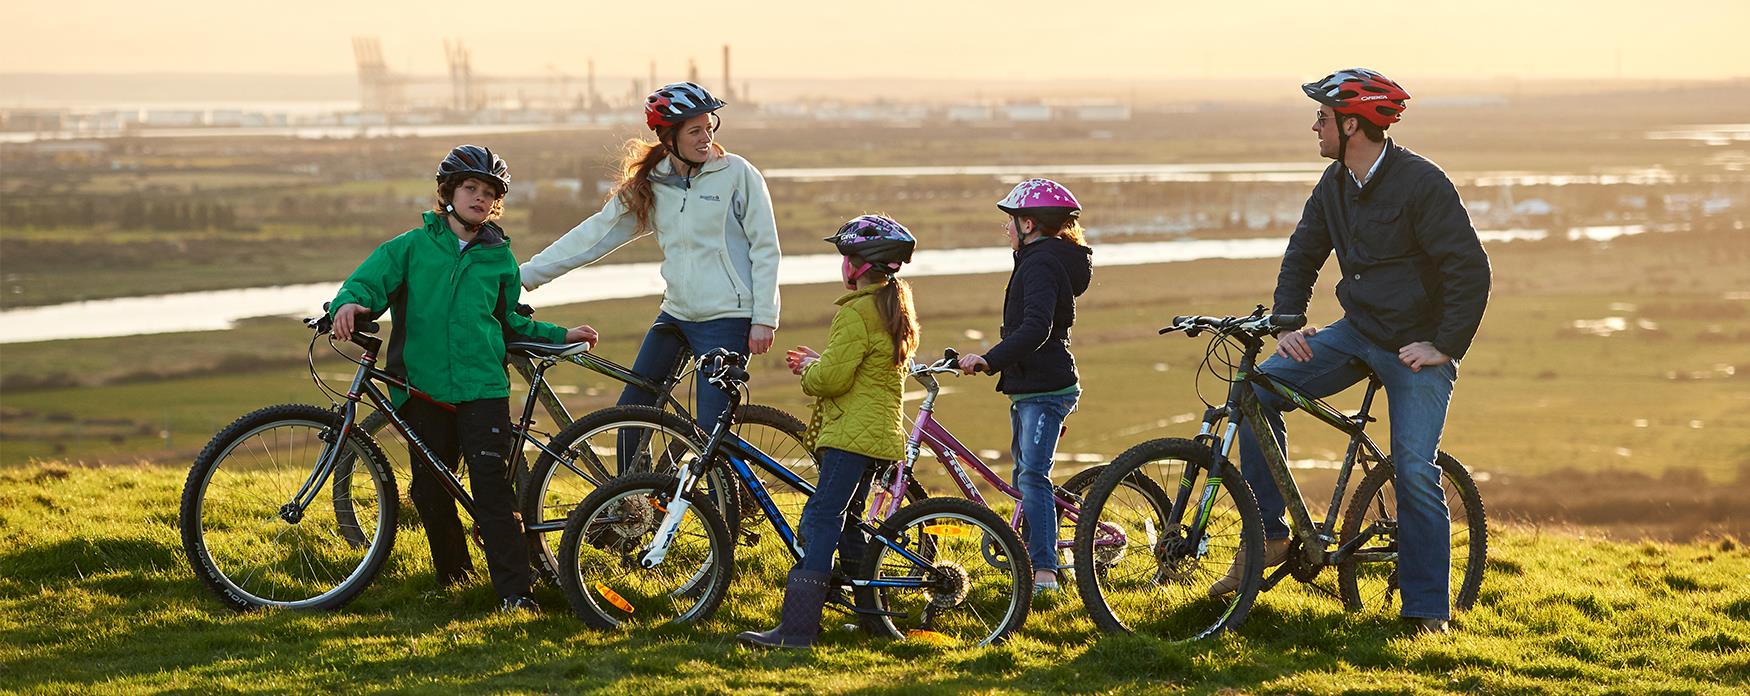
[896,400,1123,550]
[731,433,941,574]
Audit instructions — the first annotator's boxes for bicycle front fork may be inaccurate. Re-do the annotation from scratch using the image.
[639,461,703,568]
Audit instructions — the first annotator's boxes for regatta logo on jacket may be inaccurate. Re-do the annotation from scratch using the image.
[699,194,721,202]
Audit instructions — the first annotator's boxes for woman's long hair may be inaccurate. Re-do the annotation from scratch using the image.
[868,270,919,367]
[609,126,727,234]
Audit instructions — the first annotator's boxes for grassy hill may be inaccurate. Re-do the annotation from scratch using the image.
[1,463,1745,694]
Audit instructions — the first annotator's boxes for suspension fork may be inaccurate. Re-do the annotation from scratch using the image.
[282,358,377,523]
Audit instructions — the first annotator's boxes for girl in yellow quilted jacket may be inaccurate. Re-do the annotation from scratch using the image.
[737,215,918,649]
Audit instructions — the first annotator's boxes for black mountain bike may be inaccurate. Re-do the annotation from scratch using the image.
[178,312,794,611]
[350,305,810,579]
[555,349,1032,646]
[1072,306,1486,641]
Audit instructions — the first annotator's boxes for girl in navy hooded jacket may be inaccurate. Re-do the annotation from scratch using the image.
[956,178,1093,594]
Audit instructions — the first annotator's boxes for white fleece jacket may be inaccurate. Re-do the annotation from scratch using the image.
[520,153,782,328]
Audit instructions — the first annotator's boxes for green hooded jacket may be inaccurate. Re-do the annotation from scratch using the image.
[799,283,910,461]
[330,210,568,405]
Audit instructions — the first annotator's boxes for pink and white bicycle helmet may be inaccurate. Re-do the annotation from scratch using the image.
[996,178,1081,218]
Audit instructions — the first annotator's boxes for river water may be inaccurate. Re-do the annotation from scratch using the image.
[0,225,1661,344]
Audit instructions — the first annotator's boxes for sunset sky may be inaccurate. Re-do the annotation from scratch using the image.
[8,0,1747,83]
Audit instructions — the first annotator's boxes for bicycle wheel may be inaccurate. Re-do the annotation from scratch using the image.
[729,404,816,535]
[525,405,736,586]
[181,404,399,611]
[1061,463,1169,580]
[556,472,734,630]
[1073,438,1262,641]
[1337,451,1487,615]
[856,497,1032,646]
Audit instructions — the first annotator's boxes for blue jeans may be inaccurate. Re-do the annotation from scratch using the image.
[1236,318,1458,619]
[1010,391,1079,573]
[616,312,752,472]
[795,448,876,574]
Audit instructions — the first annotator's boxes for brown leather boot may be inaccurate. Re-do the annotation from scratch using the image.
[1206,537,1291,596]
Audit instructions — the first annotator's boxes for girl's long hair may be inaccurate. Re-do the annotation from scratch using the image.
[609,127,727,234]
[1026,212,1087,247]
[869,271,919,367]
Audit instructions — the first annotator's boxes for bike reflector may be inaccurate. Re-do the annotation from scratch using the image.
[921,524,971,537]
[596,583,636,614]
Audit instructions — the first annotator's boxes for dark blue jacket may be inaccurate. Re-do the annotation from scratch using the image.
[982,236,1094,394]
[1274,141,1491,359]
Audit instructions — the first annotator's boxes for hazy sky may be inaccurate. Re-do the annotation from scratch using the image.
[8,0,1747,82]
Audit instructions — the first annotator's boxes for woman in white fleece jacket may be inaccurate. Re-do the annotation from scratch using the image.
[520,81,780,442]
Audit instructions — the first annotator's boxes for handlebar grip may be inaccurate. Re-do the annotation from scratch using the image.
[1170,315,1190,325]
[943,347,959,361]
[515,303,534,317]
[358,321,381,334]
[723,366,749,383]
[1270,314,1308,331]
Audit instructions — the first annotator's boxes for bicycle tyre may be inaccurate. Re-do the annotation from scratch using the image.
[856,497,1032,646]
[555,472,734,630]
[1337,451,1487,615]
[1072,438,1262,641]
[524,405,737,586]
[729,404,817,532]
[181,404,399,611]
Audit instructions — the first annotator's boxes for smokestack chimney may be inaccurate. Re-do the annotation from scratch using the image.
[587,59,598,112]
[649,61,656,91]
[722,45,734,100]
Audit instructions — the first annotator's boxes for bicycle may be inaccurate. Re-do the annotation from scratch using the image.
[864,349,1155,579]
[350,304,810,581]
[555,349,1033,646]
[178,313,742,611]
[1072,305,1486,641]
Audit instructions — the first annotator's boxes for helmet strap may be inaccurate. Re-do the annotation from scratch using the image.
[443,200,486,236]
[843,256,876,283]
[1012,215,1046,246]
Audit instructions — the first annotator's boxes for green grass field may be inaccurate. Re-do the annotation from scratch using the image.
[0,462,1745,694]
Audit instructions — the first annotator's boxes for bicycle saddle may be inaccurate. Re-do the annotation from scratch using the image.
[506,341,591,358]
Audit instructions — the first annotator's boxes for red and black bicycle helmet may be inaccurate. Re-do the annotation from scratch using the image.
[1302,68,1411,128]
[645,82,727,130]
[435,144,510,195]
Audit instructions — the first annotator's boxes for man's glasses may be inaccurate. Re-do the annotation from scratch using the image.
[1313,111,1331,128]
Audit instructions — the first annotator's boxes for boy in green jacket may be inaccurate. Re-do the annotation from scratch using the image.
[329,145,597,612]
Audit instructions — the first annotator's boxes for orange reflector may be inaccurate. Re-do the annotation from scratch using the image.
[596,583,635,614]
[921,524,970,537]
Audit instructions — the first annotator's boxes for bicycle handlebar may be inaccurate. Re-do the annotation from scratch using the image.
[1160,305,1306,338]
[697,347,750,388]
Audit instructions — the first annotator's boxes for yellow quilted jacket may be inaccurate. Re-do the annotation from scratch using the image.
[800,283,909,461]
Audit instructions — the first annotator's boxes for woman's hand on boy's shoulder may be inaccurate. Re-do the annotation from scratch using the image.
[565,325,599,349]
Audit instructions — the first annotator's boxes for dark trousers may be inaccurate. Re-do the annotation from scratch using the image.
[400,397,531,599]
[796,448,877,575]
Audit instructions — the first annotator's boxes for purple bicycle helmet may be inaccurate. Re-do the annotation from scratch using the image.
[826,215,916,278]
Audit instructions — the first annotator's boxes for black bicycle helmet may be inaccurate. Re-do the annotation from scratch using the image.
[435,144,510,195]
[645,82,727,130]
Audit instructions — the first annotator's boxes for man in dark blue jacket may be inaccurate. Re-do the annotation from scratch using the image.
[1208,69,1491,635]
